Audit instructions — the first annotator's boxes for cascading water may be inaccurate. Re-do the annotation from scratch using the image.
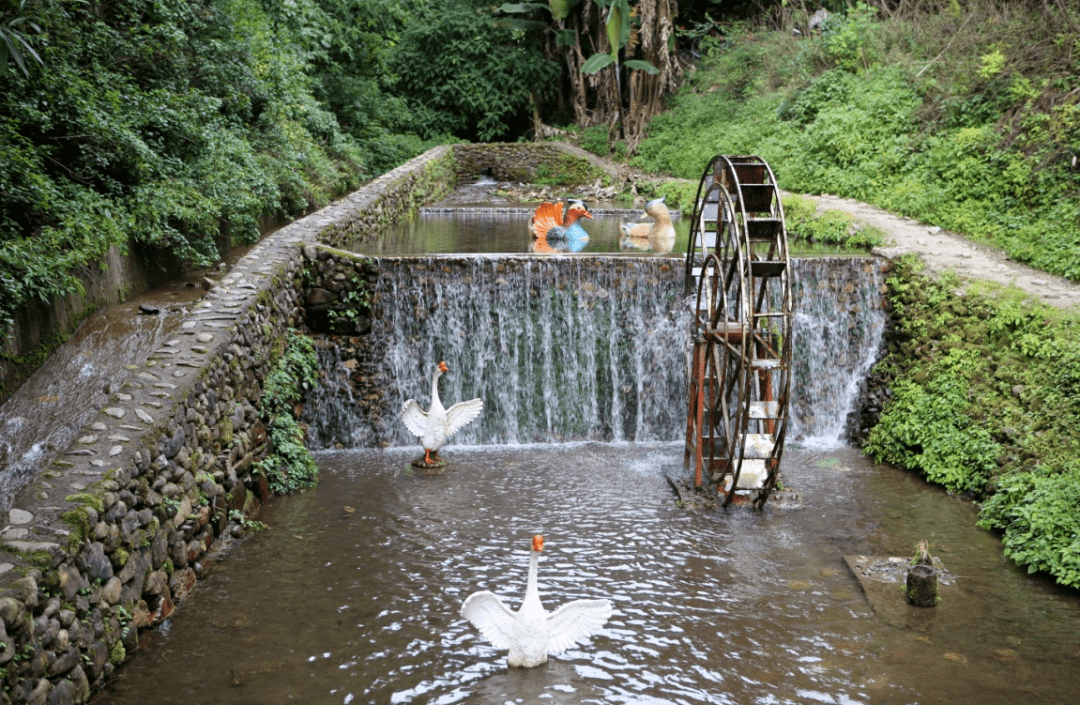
[788,257,888,444]
[306,256,691,448]
[305,255,888,452]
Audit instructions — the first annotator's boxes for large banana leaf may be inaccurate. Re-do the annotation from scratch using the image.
[605,0,632,62]
[581,52,615,73]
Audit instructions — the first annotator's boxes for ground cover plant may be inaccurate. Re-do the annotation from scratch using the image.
[864,255,1080,589]
[255,330,320,495]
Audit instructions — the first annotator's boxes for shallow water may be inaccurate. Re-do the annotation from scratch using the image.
[97,444,1080,705]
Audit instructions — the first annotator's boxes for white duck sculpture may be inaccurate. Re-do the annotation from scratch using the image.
[401,361,483,465]
[619,196,676,253]
[460,534,613,668]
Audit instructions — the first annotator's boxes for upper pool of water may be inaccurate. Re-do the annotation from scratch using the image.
[345,181,851,258]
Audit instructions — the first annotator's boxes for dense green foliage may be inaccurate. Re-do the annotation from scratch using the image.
[390,1,557,142]
[0,0,340,333]
[0,0,439,337]
[864,256,1080,588]
[633,1,1080,282]
[254,330,320,494]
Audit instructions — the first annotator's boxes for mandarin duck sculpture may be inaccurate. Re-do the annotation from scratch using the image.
[460,534,613,668]
[619,196,676,253]
[528,199,592,253]
[401,361,483,466]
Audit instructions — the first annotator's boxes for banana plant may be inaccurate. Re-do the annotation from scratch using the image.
[580,0,658,75]
[498,1,656,74]
[494,0,675,149]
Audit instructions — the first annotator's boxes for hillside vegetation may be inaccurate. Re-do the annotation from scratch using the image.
[632,0,1080,282]
[625,1,1080,589]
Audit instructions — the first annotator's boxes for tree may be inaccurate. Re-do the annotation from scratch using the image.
[496,0,682,152]
[390,1,558,143]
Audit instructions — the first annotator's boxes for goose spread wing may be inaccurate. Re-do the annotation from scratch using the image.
[444,398,483,437]
[544,598,613,654]
[401,399,428,437]
[460,591,517,651]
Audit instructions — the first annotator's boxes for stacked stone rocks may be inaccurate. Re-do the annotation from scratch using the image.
[0,241,304,704]
[316,146,457,250]
[300,246,389,450]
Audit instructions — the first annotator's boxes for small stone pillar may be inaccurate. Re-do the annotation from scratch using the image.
[905,540,939,607]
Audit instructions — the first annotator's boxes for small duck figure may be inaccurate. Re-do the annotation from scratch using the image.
[529,200,592,253]
[619,196,676,253]
[401,361,483,467]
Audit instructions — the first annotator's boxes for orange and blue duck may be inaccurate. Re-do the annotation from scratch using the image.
[619,196,675,253]
[529,199,592,253]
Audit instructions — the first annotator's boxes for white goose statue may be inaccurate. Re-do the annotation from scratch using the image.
[460,534,613,668]
[401,361,483,465]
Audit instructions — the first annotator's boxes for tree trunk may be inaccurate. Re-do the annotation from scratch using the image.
[905,540,939,607]
[552,1,682,152]
[624,0,682,151]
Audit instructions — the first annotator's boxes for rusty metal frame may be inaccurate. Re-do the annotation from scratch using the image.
[684,155,793,508]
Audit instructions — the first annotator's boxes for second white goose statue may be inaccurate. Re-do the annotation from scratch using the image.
[401,361,483,465]
[460,534,613,668]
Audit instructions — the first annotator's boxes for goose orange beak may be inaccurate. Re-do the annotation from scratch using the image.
[532,534,544,552]
[438,361,448,373]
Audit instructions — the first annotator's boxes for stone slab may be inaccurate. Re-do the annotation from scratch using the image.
[844,554,955,621]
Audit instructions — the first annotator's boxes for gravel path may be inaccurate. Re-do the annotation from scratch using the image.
[806,193,1080,312]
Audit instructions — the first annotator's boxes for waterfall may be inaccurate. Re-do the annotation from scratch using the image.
[304,256,887,450]
[788,257,888,445]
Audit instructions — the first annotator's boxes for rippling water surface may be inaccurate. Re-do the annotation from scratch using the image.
[98,444,1080,705]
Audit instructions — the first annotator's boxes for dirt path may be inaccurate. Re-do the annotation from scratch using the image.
[805,193,1080,312]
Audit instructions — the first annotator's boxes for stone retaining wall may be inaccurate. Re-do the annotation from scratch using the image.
[0,142,575,704]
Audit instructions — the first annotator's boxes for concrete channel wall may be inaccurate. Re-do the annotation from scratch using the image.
[0,143,595,705]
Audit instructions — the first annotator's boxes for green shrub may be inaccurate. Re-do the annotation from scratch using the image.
[865,353,1002,495]
[581,125,610,157]
[783,195,884,249]
[389,2,557,143]
[979,463,1080,589]
[254,331,320,494]
[866,256,1080,588]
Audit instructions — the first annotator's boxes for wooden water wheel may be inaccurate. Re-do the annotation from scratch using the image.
[684,156,793,507]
